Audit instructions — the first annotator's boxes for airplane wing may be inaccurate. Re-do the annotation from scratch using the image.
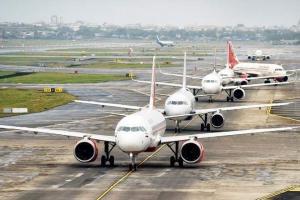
[132,78,202,90]
[74,100,142,110]
[0,125,116,142]
[161,126,298,143]
[164,102,291,119]
[158,65,203,80]
[222,81,290,90]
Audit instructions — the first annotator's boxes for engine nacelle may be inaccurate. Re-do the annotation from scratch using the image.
[210,113,224,128]
[235,79,248,85]
[275,76,288,82]
[180,140,205,164]
[233,88,245,100]
[74,138,98,163]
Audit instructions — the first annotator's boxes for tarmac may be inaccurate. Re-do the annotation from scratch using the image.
[0,41,299,200]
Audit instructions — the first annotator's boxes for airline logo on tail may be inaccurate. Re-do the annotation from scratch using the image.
[227,41,239,69]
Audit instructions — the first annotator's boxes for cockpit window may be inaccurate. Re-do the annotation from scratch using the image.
[118,126,146,132]
[275,68,283,71]
[167,101,188,105]
[204,79,217,83]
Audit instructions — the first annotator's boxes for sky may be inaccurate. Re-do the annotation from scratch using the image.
[0,0,299,27]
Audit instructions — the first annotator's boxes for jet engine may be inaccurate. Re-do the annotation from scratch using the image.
[210,113,224,128]
[275,76,288,82]
[180,140,205,164]
[233,88,245,100]
[235,79,248,85]
[74,138,98,163]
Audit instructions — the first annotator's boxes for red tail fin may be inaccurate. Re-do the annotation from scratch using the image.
[227,41,239,69]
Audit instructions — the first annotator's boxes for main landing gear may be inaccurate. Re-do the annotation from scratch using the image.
[193,89,201,102]
[225,89,234,102]
[167,141,184,167]
[100,141,116,167]
[199,113,210,131]
[264,79,271,84]
[129,153,137,171]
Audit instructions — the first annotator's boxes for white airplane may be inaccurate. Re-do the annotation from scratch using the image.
[227,41,289,83]
[156,35,175,47]
[0,56,297,170]
[247,50,271,61]
[136,53,289,103]
[127,53,290,132]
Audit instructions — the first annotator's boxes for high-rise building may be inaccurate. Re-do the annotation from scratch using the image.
[50,15,58,24]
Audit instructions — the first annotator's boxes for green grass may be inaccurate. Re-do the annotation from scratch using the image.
[0,88,75,118]
[79,62,175,68]
[0,56,69,66]
[0,71,15,76]
[0,71,129,84]
[0,55,177,68]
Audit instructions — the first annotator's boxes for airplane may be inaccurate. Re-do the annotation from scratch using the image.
[134,53,289,103]
[227,41,290,83]
[91,53,291,133]
[156,35,175,47]
[247,50,271,61]
[0,56,298,171]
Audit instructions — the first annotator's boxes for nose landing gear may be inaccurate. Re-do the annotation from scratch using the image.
[175,120,181,133]
[129,153,137,171]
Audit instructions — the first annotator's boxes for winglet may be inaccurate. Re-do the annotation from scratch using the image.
[149,56,156,110]
[183,52,187,89]
[227,41,239,69]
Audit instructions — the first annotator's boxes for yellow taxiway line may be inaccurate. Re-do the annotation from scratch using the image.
[95,117,197,200]
[95,145,166,200]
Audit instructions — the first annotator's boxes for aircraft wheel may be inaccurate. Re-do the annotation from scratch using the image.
[230,97,234,102]
[109,156,115,167]
[178,157,184,168]
[101,155,107,167]
[170,156,175,167]
[206,123,211,131]
[200,123,205,131]
[195,97,199,102]
[226,96,230,102]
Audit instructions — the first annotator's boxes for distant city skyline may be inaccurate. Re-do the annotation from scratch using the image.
[0,0,299,27]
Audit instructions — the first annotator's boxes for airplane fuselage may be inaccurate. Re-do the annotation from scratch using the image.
[233,63,287,79]
[164,88,195,120]
[201,71,223,95]
[115,108,166,154]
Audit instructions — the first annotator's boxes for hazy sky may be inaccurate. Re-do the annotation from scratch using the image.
[0,0,299,27]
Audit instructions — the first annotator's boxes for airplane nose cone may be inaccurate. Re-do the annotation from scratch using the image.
[116,132,150,153]
[203,84,220,94]
[165,105,190,116]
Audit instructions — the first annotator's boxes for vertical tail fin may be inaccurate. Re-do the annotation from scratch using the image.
[149,56,156,110]
[182,52,187,89]
[213,48,217,71]
[227,41,239,69]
